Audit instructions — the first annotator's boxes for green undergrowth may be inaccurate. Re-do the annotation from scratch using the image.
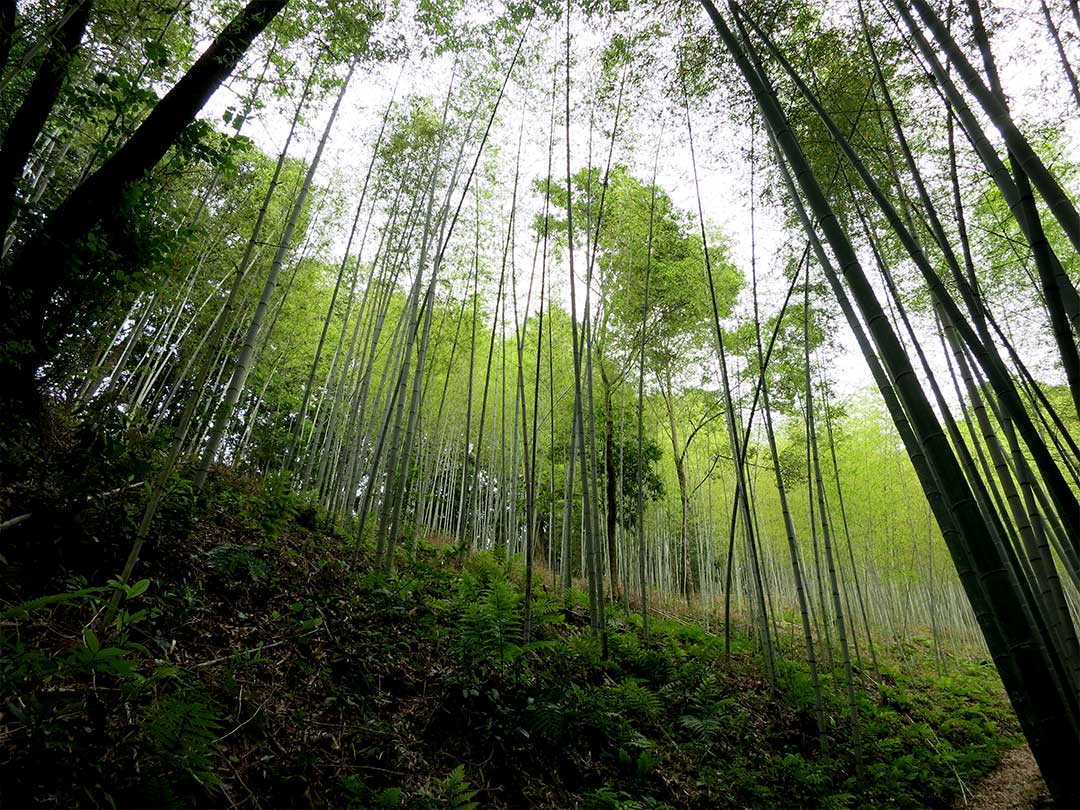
[1,472,1020,808]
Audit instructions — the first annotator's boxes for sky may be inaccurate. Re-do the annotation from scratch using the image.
[199,0,1080,407]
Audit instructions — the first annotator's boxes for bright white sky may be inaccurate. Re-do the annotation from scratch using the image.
[202,0,1080,406]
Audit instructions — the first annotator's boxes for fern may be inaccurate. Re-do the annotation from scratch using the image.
[455,576,524,669]
[691,673,722,709]
[565,631,602,665]
[461,551,504,590]
[608,679,663,724]
[205,543,269,583]
[528,590,564,629]
[138,777,189,810]
[433,765,479,810]
[254,472,301,540]
[527,700,566,744]
[485,578,523,659]
[680,713,725,743]
[679,696,739,746]
[144,692,223,790]
[452,566,567,676]
[581,786,649,809]
[582,786,624,809]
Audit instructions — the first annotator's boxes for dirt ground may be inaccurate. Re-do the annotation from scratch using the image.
[952,747,1053,810]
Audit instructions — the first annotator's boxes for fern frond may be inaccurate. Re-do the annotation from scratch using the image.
[527,700,566,744]
[609,679,663,723]
[679,712,724,743]
[454,574,524,669]
[144,692,223,790]
[436,765,479,810]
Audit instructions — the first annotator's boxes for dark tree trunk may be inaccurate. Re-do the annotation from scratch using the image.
[0,0,91,239]
[0,0,17,80]
[0,0,287,404]
[602,372,619,600]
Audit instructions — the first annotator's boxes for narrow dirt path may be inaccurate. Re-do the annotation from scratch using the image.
[952,747,1050,810]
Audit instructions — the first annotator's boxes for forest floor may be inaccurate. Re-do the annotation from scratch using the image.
[1,469,1027,808]
[954,747,1050,810]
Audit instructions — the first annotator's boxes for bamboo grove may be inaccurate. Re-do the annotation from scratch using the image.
[1,0,1080,802]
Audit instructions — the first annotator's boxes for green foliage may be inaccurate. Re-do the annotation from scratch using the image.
[429,765,480,810]
[0,468,1021,809]
[527,698,567,744]
[535,164,742,379]
[205,543,270,583]
[581,786,674,810]
[771,752,832,806]
[201,470,324,547]
[451,551,562,676]
[1,578,156,689]
[678,695,739,748]
[583,786,629,809]
[607,678,663,725]
[456,575,523,665]
[378,786,405,808]
[1,583,109,621]
[0,0,1067,802]
[142,690,224,792]
[0,576,222,806]
[252,472,303,541]
[608,435,665,528]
